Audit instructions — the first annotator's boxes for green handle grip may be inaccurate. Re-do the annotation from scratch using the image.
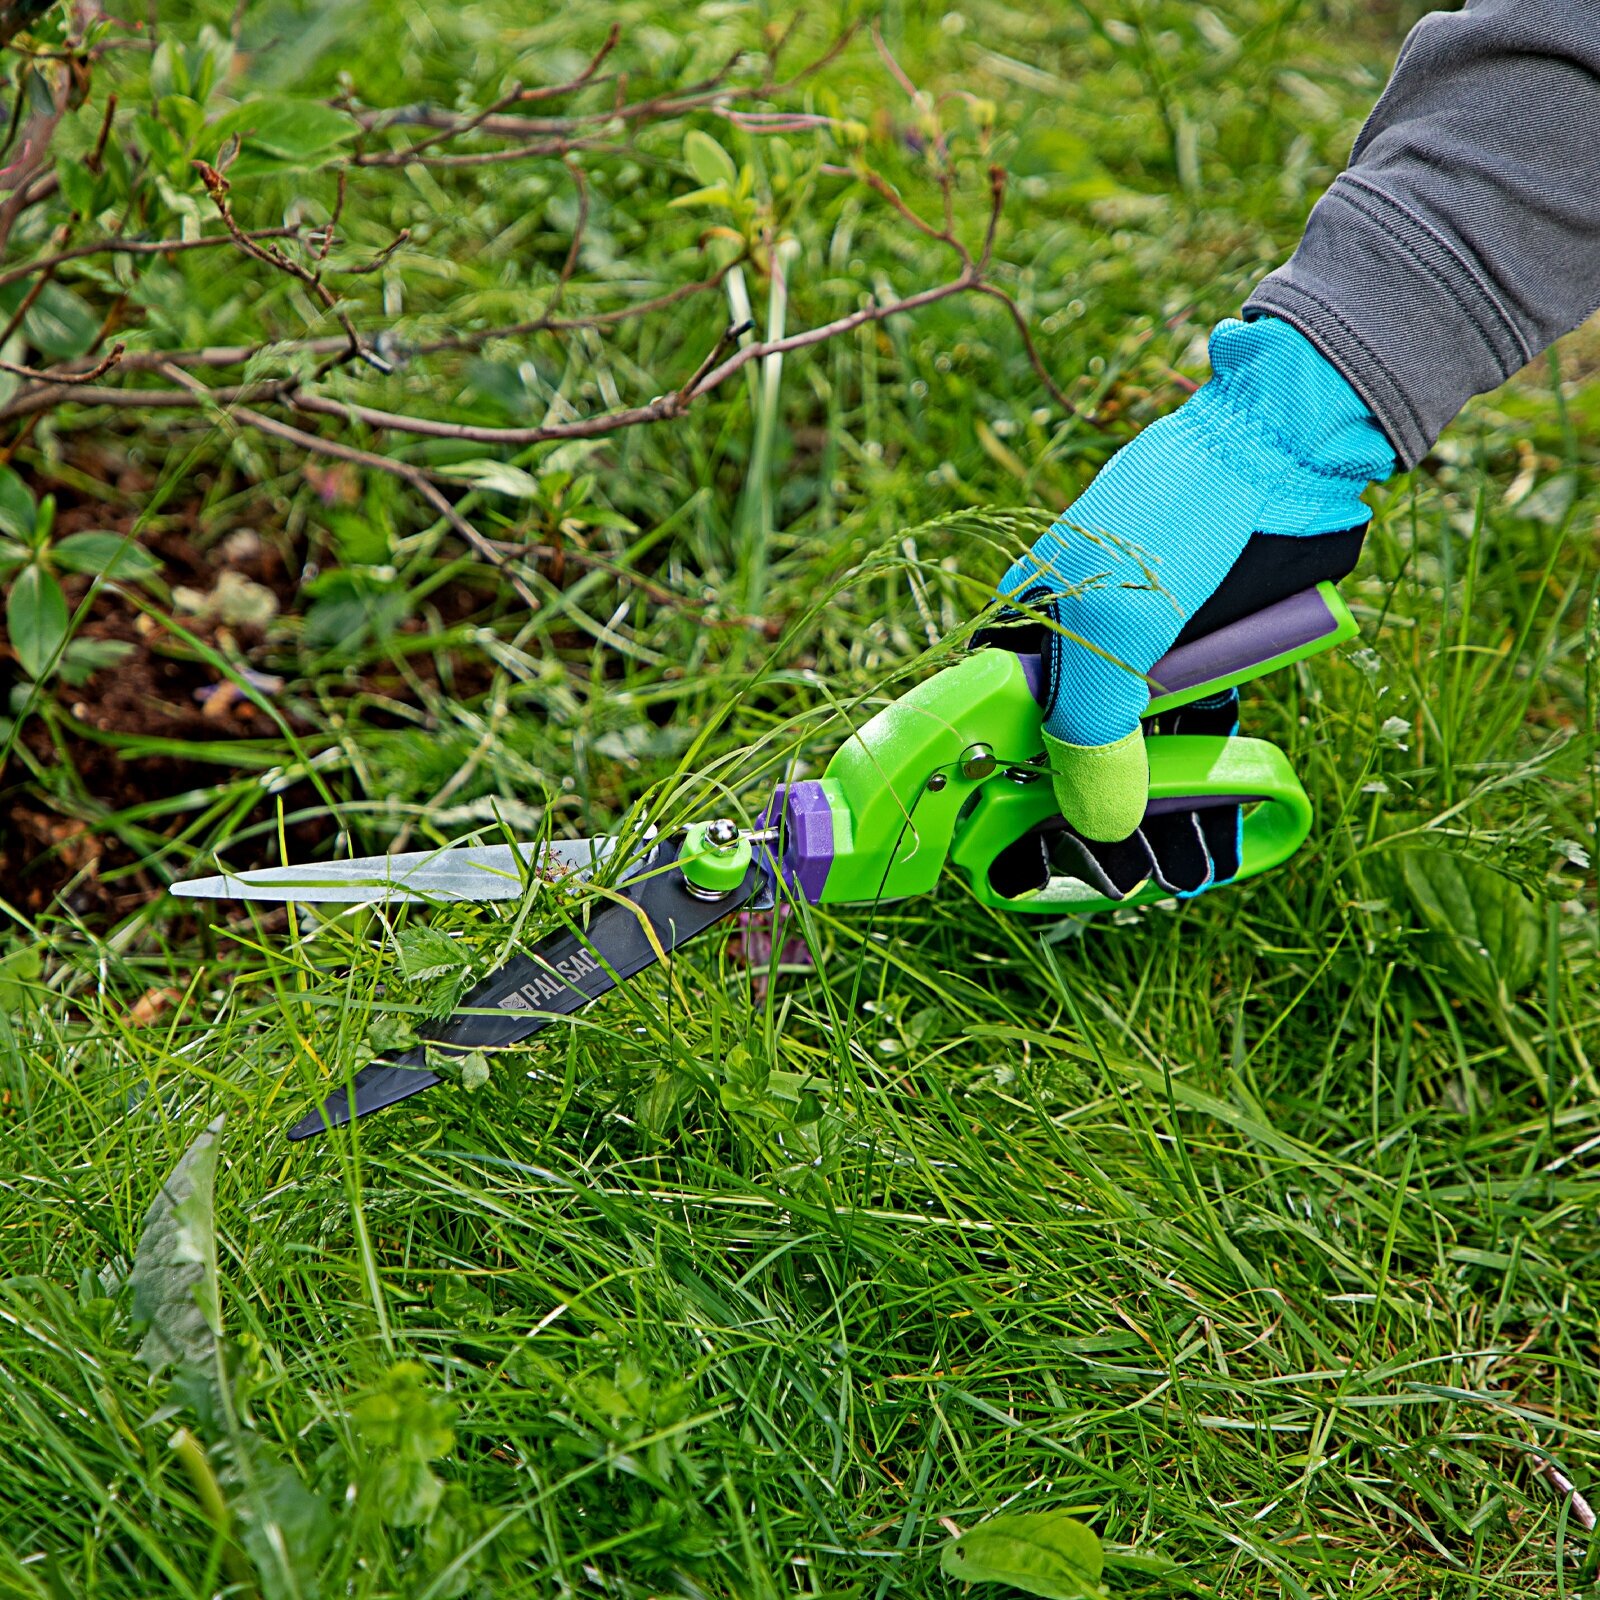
[807,583,1352,910]
[950,734,1310,914]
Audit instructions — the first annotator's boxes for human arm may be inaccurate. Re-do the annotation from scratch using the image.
[1006,0,1600,864]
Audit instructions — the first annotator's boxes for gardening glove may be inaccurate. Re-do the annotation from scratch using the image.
[1048,686,1244,900]
[985,686,1251,903]
[998,314,1397,846]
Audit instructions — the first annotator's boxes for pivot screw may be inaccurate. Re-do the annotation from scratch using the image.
[926,772,948,792]
[960,743,997,780]
[704,818,741,851]
[679,818,752,899]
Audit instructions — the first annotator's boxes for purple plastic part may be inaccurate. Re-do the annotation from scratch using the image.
[757,781,834,904]
[1013,586,1337,709]
[1147,587,1336,698]
[1019,652,1047,707]
[1144,792,1256,817]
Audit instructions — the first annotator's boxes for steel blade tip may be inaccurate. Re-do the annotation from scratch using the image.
[170,872,243,899]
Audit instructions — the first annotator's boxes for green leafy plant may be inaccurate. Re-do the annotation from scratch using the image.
[1396,847,1543,1004]
[129,1118,337,1600]
[941,1510,1106,1600]
[0,465,155,686]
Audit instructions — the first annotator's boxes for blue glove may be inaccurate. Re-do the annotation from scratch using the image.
[999,315,1396,843]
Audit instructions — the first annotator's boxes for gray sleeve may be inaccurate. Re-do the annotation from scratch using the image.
[1243,0,1600,469]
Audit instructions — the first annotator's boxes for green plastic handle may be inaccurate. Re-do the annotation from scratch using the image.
[808,584,1353,911]
[949,733,1311,914]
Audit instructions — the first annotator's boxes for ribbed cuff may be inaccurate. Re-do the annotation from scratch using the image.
[1244,175,1532,470]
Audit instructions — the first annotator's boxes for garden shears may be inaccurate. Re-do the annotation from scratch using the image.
[173,582,1356,1140]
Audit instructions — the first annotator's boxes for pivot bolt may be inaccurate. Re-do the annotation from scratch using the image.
[960,743,997,780]
[680,819,752,899]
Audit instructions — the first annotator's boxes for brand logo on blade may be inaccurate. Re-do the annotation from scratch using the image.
[493,948,602,1011]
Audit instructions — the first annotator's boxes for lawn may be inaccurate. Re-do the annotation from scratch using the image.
[2,2,1598,1597]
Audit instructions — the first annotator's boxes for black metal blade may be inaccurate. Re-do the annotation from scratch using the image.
[289,836,764,1140]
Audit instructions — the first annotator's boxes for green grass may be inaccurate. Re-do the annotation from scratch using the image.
[3,2,1599,1597]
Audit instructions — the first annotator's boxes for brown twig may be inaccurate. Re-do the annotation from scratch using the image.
[85,90,116,173]
[0,239,61,348]
[677,318,750,402]
[351,134,615,170]
[870,22,956,238]
[972,280,1079,416]
[548,158,588,313]
[155,361,542,611]
[346,22,850,148]
[977,163,1004,272]
[315,167,348,264]
[771,18,860,92]
[518,22,621,104]
[5,259,743,398]
[357,23,621,164]
[851,167,971,269]
[193,157,387,375]
[0,341,123,384]
[0,225,306,292]
[1530,1453,1597,1532]
[334,228,411,278]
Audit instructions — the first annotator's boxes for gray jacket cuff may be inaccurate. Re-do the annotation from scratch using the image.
[1244,176,1532,470]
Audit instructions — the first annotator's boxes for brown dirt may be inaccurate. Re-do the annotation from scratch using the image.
[1,453,501,923]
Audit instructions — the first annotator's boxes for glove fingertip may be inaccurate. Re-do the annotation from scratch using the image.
[1042,725,1149,844]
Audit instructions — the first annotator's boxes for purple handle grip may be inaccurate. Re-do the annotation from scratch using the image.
[1147,586,1339,700]
[1017,586,1342,709]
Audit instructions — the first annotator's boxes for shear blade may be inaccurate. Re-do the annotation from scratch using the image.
[288,835,767,1140]
[171,835,621,904]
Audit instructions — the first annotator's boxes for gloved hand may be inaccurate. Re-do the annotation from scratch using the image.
[999,315,1397,846]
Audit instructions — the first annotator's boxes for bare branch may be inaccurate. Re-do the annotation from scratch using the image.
[771,18,860,91]
[2,164,1075,444]
[351,134,614,170]
[870,21,954,234]
[0,240,61,348]
[155,362,543,611]
[848,166,971,268]
[0,21,1085,601]
[26,256,991,446]
[0,257,740,395]
[517,22,620,104]
[971,282,1080,417]
[549,158,588,311]
[0,342,123,384]
[977,162,1004,271]
[677,318,754,402]
[85,90,116,173]
[346,21,850,148]
[0,226,306,292]
[1530,1453,1598,1533]
[356,21,622,158]
[193,157,382,374]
